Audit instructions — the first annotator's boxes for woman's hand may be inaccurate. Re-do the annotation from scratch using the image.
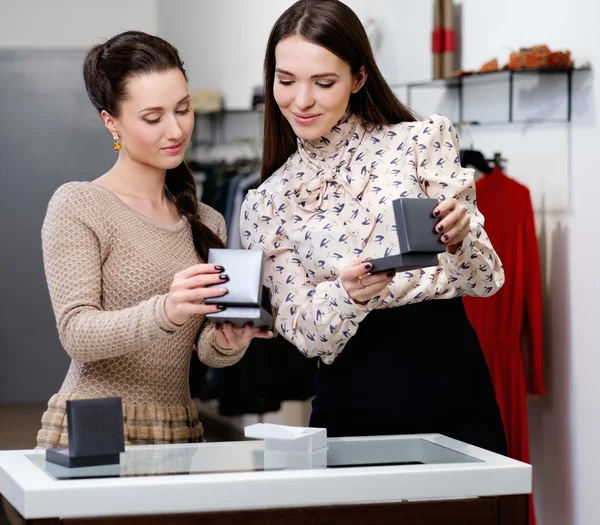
[433,199,470,254]
[215,323,274,351]
[340,257,394,305]
[164,264,230,326]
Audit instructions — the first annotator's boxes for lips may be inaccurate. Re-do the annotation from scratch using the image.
[292,112,320,125]
[161,142,184,154]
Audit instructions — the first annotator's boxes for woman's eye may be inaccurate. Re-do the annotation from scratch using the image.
[278,79,293,86]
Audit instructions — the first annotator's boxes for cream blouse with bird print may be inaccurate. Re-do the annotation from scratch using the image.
[240,113,504,364]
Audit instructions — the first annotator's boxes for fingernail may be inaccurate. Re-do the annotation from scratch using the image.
[443,234,449,242]
[220,274,229,281]
[364,263,372,270]
[215,265,224,272]
[437,224,443,232]
[434,209,440,217]
[217,305,227,311]
[387,271,395,277]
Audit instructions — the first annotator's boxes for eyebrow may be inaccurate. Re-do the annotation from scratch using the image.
[275,68,339,79]
[139,95,190,113]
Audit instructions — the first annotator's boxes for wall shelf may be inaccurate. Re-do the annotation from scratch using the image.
[391,66,591,126]
[192,109,263,148]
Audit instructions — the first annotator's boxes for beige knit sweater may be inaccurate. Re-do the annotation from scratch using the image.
[36,182,246,448]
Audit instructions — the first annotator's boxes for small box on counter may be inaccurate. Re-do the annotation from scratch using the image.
[205,249,273,329]
[370,198,446,273]
[45,397,125,468]
[245,423,327,453]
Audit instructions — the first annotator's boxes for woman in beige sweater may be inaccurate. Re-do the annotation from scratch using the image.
[36,31,273,448]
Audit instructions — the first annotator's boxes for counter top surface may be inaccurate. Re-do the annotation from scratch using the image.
[0,434,531,519]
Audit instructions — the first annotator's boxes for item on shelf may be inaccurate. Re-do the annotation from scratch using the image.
[441,0,455,78]
[190,89,222,114]
[456,44,574,77]
[432,0,458,79]
[432,0,443,79]
[509,44,573,70]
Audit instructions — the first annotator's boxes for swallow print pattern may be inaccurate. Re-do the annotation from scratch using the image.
[240,113,504,363]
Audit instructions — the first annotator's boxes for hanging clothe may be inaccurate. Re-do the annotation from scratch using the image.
[462,166,544,525]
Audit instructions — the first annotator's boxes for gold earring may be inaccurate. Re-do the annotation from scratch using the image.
[112,132,121,152]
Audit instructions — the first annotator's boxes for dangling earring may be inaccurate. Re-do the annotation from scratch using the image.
[112,132,121,152]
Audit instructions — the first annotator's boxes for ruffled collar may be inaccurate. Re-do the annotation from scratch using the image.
[297,110,359,166]
[292,112,369,213]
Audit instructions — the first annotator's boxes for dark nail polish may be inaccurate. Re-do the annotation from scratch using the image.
[387,271,395,278]
[443,234,449,242]
[217,305,227,311]
[437,224,443,232]
[220,274,229,281]
[364,263,372,270]
[215,265,224,272]
[434,209,440,217]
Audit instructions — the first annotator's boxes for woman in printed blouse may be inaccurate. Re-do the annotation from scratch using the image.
[241,0,507,454]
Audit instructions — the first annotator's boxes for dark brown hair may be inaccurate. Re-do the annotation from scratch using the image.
[261,0,418,182]
[83,30,223,261]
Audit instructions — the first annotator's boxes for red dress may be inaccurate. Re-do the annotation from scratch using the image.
[463,167,544,525]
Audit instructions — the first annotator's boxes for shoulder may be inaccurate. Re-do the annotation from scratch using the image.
[242,160,293,216]
[42,182,109,242]
[48,181,98,207]
[45,181,104,223]
[366,115,457,151]
[417,114,458,145]
[197,201,225,234]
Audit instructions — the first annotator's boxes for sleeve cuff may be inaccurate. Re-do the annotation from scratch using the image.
[154,294,183,333]
[332,278,372,319]
[212,327,249,356]
[439,231,473,271]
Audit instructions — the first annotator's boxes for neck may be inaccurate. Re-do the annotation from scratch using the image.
[299,110,358,161]
[105,155,168,206]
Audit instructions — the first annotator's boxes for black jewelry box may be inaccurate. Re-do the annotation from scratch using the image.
[370,198,445,273]
[205,249,273,329]
[45,397,125,468]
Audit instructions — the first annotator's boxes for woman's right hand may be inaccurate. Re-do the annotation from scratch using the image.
[340,258,394,305]
[164,264,229,326]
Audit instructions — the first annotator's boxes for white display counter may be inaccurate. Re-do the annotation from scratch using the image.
[0,433,531,525]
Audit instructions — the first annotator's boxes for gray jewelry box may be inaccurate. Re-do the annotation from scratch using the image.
[45,397,125,468]
[205,249,273,329]
[370,198,446,273]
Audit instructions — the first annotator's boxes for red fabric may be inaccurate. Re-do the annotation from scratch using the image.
[432,29,443,53]
[443,28,456,52]
[463,168,544,525]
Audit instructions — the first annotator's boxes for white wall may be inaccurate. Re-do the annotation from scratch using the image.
[0,0,158,48]
[159,2,600,525]
[157,0,432,109]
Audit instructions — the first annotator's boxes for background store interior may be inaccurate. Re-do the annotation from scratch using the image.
[0,1,598,524]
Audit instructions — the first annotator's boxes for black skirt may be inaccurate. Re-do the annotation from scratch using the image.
[309,297,507,456]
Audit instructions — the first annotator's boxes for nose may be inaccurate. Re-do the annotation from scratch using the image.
[165,114,185,141]
[294,83,315,111]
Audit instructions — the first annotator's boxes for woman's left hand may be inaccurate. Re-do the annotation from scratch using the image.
[433,199,470,254]
[215,323,274,351]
